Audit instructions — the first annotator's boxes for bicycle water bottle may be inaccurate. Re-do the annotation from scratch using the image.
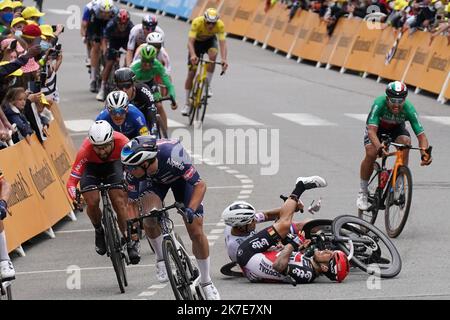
[379,169,389,189]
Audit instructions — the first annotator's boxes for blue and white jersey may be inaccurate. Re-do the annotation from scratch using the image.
[96,104,149,139]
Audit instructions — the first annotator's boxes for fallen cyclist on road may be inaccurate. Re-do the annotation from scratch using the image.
[223,176,350,284]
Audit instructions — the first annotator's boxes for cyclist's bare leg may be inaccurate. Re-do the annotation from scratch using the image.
[83,190,102,227]
[395,135,411,166]
[108,189,128,235]
[90,41,101,83]
[206,49,218,84]
[101,59,114,86]
[184,68,196,105]
[272,198,298,238]
[184,216,209,259]
[155,102,168,134]
[139,192,164,260]
[360,144,378,181]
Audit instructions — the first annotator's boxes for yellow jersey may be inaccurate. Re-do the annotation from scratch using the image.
[189,16,226,42]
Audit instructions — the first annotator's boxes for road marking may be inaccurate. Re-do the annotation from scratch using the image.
[210,229,225,234]
[344,113,367,122]
[240,190,253,194]
[64,119,94,132]
[217,166,230,170]
[138,291,157,297]
[273,113,337,126]
[16,264,155,275]
[208,185,247,189]
[47,9,72,15]
[423,116,450,126]
[240,179,253,184]
[206,113,263,126]
[216,222,226,227]
[207,235,220,240]
[226,169,239,174]
[235,174,249,179]
[242,185,254,189]
[167,119,186,128]
[238,195,250,199]
[208,242,215,246]
[148,284,167,290]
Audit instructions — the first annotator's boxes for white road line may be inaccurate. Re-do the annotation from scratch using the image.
[242,185,254,189]
[208,242,215,246]
[235,174,248,179]
[148,284,167,290]
[167,119,186,128]
[210,229,225,234]
[216,222,226,227]
[16,264,156,275]
[423,116,450,126]
[217,166,230,170]
[208,185,243,189]
[344,113,367,122]
[138,291,157,297]
[206,113,263,126]
[207,235,220,240]
[273,113,337,126]
[47,9,72,15]
[226,169,239,174]
[240,190,253,194]
[64,119,94,132]
[238,195,250,199]
[240,179,253,184]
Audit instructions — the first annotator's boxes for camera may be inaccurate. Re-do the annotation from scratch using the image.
[49,43,62,59]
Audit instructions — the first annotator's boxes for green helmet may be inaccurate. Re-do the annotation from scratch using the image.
[141,44,157,62]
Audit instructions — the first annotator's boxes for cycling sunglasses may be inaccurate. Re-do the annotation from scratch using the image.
[388,96,405,104]
[125,158,156,172]
[142,58,155,64]
[108,107,127,116]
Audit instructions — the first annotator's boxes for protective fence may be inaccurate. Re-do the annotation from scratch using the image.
[1,103,76,253]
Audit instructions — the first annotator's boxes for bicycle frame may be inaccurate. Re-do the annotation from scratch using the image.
[192,59,208,109]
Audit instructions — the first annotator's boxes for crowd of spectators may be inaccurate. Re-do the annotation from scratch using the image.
[0,0,63,148]
[267,0,450,37]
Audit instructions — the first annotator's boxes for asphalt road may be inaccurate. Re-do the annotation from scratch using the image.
[10,0,450,300]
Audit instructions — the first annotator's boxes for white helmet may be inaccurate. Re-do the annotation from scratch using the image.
[98,0,113,12]
[88,120,114,145]
[222,201,256,227]
[106,90,129,113]
[146,32,164,45]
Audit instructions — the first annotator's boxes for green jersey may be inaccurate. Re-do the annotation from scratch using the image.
[367,95,424,136]
[130,59,176,99]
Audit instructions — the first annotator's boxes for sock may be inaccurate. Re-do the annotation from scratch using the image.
[206,72,213,85]
[185,89,191,105]
[360,179,369,194]
[291,181,306,199]
[149,234,164,261]
[0,231,10,261]
[91,68,97,81]
[100,81,106,89]
[196,257,211,284]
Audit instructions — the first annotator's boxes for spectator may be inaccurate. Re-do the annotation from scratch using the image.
[24,92,50,142]
[407,0,441,33]
[39,24,62,104]
[10,16,27,37]
[3,87,33,144]
[21,6,44,25]
[0,170,15,282]
[0,1,14,35]
[1,38,24,61]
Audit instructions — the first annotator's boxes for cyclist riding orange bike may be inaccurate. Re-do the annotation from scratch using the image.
[66,121,139,264]
[357,81,432,211]
[181,8,228,116]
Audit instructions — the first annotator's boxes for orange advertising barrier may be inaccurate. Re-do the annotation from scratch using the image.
[290,11,322,60]
[218,0,240,30]
[266,3,293,53]
[319,18,344,66]
[2,135,73,251]
[326,18,362,68]
[299,20,329,62]
[445,72,450,100]
[416,35,450,94]
[243,0,267,42]
[379,31,424,81]
[190,0,224,21]
[344,22,382,73]
[366,27,397,76]
[226,0,260,38]
[403,32,432,89]
[248,1,284,46]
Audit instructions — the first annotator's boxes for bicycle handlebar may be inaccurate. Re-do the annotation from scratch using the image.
[198,58,226,76]
[127,201,185,226]
[154,95,176,106]
[380,135,432,158]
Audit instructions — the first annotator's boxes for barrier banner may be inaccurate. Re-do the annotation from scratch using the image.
[403,32,432,88]
[190,0,224,21]
[226,0,260,38]
[25,135,73,227]
[445,72,450,100]
[319,18,345,65]
[49,102,76,163]
[161,0,197,19]
[290,11,321,60]
[366,27,397,76]
[1,139,49,252]
[416,35,450,94]
[218,0,240,31]
[344,22,381,72]
[245,1,281,45]
[266,2,298,53]
[243,0,267,42]
[126,0,164,11]
[379,31,422,81]
[42,123,76,206]
[327,18,362,68]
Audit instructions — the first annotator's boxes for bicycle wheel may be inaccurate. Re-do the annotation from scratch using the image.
[220,261,244,277]
[384,165,413,238]
[302,219,333,240]
[358,162,381,225]
[162,237,193,300]
[189,77,202,126]
[104,205,127,293]
[200,81,209,123]
[332,215,402,278]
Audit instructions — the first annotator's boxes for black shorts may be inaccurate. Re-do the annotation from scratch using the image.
[107,38,128,60]
[80,161,124,190]
[86,18,109,43]
[364,125,411,146]
[187,37,218,66]
[236,226,281,268]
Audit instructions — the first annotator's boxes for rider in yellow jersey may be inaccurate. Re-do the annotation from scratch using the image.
[181,8,228,116]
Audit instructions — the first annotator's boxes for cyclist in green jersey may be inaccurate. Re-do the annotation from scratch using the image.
[130,44,177,135]
[357,81,432,211]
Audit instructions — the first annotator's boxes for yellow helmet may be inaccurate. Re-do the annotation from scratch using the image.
[204,8,219,23]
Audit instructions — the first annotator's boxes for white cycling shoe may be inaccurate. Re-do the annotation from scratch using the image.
[181,104,191,116]
[201,281,221,300]
[0,260,16,281]
[357,192,370,211]
[296,176,327,189]
[156,260,169,283]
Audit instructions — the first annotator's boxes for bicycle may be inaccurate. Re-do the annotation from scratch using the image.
[221,195,402,282]
[104,48,127,97]
[153,96,176,139]
[0,278,13,300]
[127,202,203,300]
[76,182,129,293]
[188,57,225,126]
[358,136,433,238]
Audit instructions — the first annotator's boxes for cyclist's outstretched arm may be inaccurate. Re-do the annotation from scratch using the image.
[187,37,197,64]
[219,39,228,70]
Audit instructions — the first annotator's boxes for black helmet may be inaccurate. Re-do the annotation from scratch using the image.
[386,81,408,99]
[121,135,158,166]
[114,67,135,86]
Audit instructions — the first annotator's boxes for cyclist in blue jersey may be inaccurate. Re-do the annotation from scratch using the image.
[96,91,149,139]
[120,135,220,300]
